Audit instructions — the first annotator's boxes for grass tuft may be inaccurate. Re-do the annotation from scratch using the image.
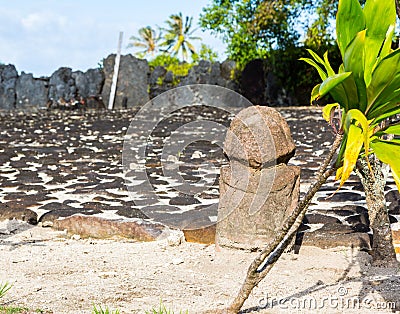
[92,304,120,314]
[145,301,188,314]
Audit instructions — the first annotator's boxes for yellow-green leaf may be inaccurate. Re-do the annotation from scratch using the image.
[322,103,339,122]
[340,123,364,187]
[306,49,325,65]
[323,51,335,76]
[335,166,343,181]
[310,84,321,104]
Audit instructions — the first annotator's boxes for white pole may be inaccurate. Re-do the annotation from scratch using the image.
[108,31,123,110]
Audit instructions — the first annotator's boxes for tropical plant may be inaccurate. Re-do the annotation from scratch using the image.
[204,0,400,313]
[301,0,400,265]
[160,13,201,61]
[128,26,161,58]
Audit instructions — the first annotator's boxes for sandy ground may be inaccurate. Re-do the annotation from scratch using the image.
[1,223,400,314]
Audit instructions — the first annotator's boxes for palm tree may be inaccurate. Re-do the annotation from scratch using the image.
[161,13,201,61]
[127,26,161,58]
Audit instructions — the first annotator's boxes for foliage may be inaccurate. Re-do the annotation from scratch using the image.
[302,0,400,191]
[148,54,194,84]
[128,26,162,58]
[160,13,201,61]
[92,304,120,314]
[191,44,219,63]
[0,306,32,314]
[145,301,188,314]
[200,0,343,68]
[0,283,11,300]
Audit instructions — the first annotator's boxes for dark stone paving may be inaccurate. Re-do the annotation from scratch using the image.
[0,107,399,249]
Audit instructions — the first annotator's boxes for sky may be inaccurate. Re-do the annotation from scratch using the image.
[0,0,227,77]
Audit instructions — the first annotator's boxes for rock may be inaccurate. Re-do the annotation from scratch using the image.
[296,230,371,250]
[316,223,354,234]
[169,194,201,206]
[183,224,216,245]
[149,66,167,85]
[52,215,169,241]
[217,162,300,250]
[15,73,49,108]
[220,59,236,80]
[0,202,37,224]
[39,207,103,224]
[166,230,185,246]
[345,214,370,227]
[223,106,296,168]
[318,191,364,202]
[330,205,368,215]
[72,69,104,98]
[0,64,18,109]
[101,54,149,108]
[304,213,341,225]
[164,71,174,84]
[179,60,237,90]
[386,190,400,205]
[217,105,299,250]
[115,207,148,219]
[48,67,75,101]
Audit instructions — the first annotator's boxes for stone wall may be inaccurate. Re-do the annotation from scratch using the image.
[0,54,295,110]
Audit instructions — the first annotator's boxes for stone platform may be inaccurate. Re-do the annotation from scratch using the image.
[0,107,399,252]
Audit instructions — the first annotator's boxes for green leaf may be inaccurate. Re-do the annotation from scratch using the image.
[344,30,367,111]
[366,49,400,117]
[381,124,400,135]
[319,72,352,98]
[371,139,400,191]
[336,0,365,58]
[363,0,396,39]
[299,58,327,81]
[372,106,400,126]
[363,0,396,87]
[378,25,395,62]
[306,49,325,65]
[323,51,335,76]
[364,25,395,86]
